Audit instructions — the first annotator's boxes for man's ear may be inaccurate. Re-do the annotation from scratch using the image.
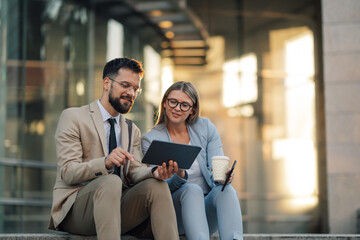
[103,77,111,91]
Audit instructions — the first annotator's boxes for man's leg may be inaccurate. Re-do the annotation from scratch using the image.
[121,178,179,240]
[60,175,122,240]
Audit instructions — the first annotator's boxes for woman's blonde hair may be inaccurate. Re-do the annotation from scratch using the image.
[155,81,200,126]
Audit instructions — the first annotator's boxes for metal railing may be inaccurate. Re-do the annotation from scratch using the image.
[0,157,56,208]
[0,157,318,224]
[0,157,57,170]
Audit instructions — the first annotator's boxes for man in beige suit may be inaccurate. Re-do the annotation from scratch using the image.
[49,57,179,240]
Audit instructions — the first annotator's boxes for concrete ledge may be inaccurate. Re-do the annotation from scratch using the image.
[0,234,360,240]
[244,234,360,240]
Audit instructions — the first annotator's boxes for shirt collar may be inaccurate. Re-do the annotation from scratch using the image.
[97,100,121,124]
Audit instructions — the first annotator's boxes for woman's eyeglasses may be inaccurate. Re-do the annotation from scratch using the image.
[166,98,193,112]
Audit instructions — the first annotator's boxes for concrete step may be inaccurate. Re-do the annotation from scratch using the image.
[0,234,360,240]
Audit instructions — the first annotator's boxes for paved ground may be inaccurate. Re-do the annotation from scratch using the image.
[0,234,360,240]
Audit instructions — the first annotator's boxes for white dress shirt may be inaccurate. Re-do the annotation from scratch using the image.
[186,141,209,193]
[97,100,121,153]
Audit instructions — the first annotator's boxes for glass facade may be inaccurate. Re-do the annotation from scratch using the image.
[0,0,325,234]
[0,0,148,232]
[179,0,323,233]
[0,0,90,232]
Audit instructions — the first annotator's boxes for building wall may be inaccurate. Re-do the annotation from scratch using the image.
[322,0,360,233]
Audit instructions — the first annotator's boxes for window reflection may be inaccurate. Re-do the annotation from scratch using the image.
[161,64,174,95]
[0,0,322,234]
[284,31,317,209]
[144,45,161,106]
[107,19,124,61]
[265,27,317,214]
[222,53,258,108]
[0,0,90,232]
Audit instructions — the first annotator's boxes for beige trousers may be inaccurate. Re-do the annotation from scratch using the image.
[60,175,179,240]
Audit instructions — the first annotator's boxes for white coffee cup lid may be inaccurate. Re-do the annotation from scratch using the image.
[211,156,230,160]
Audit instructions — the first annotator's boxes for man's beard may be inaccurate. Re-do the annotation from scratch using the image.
[108,87,134,114]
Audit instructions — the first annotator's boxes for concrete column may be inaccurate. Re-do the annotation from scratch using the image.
[0,0,7,233]
[322,0,360,233]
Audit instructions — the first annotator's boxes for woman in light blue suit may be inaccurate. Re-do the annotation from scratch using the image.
[142,81,243,240]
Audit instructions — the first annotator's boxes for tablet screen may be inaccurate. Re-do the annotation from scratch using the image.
[142,140,201,169]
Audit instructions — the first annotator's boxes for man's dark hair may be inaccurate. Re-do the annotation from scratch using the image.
[103,57,144,79]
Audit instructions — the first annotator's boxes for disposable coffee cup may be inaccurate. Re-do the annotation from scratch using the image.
[211,156,230,181]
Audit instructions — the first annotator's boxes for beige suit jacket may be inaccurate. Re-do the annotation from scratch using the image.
[49,100,153,230]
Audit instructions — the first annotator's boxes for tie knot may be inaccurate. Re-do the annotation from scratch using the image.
[108,118,116,126]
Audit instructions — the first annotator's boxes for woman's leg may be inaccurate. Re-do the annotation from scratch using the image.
[172,184,209,240]
[205,185,243,240]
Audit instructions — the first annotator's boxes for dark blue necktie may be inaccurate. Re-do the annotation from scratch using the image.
[108,118,120,176]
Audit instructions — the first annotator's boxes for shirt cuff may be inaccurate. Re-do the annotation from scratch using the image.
[151,166,157,175]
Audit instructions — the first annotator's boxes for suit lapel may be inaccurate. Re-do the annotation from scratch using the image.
[120,115,134,186]
[89,101,107,155]
[120,115,129,152]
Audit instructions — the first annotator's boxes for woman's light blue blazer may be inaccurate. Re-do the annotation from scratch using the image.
[141,117,224,193]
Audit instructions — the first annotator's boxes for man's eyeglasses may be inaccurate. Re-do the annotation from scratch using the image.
[108,77,142,96]
[166,98,193,112]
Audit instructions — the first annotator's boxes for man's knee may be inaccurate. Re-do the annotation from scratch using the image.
[94,174,122,200]
[140,178,171,199]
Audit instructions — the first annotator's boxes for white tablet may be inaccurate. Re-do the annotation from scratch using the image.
[142,140,202,169]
